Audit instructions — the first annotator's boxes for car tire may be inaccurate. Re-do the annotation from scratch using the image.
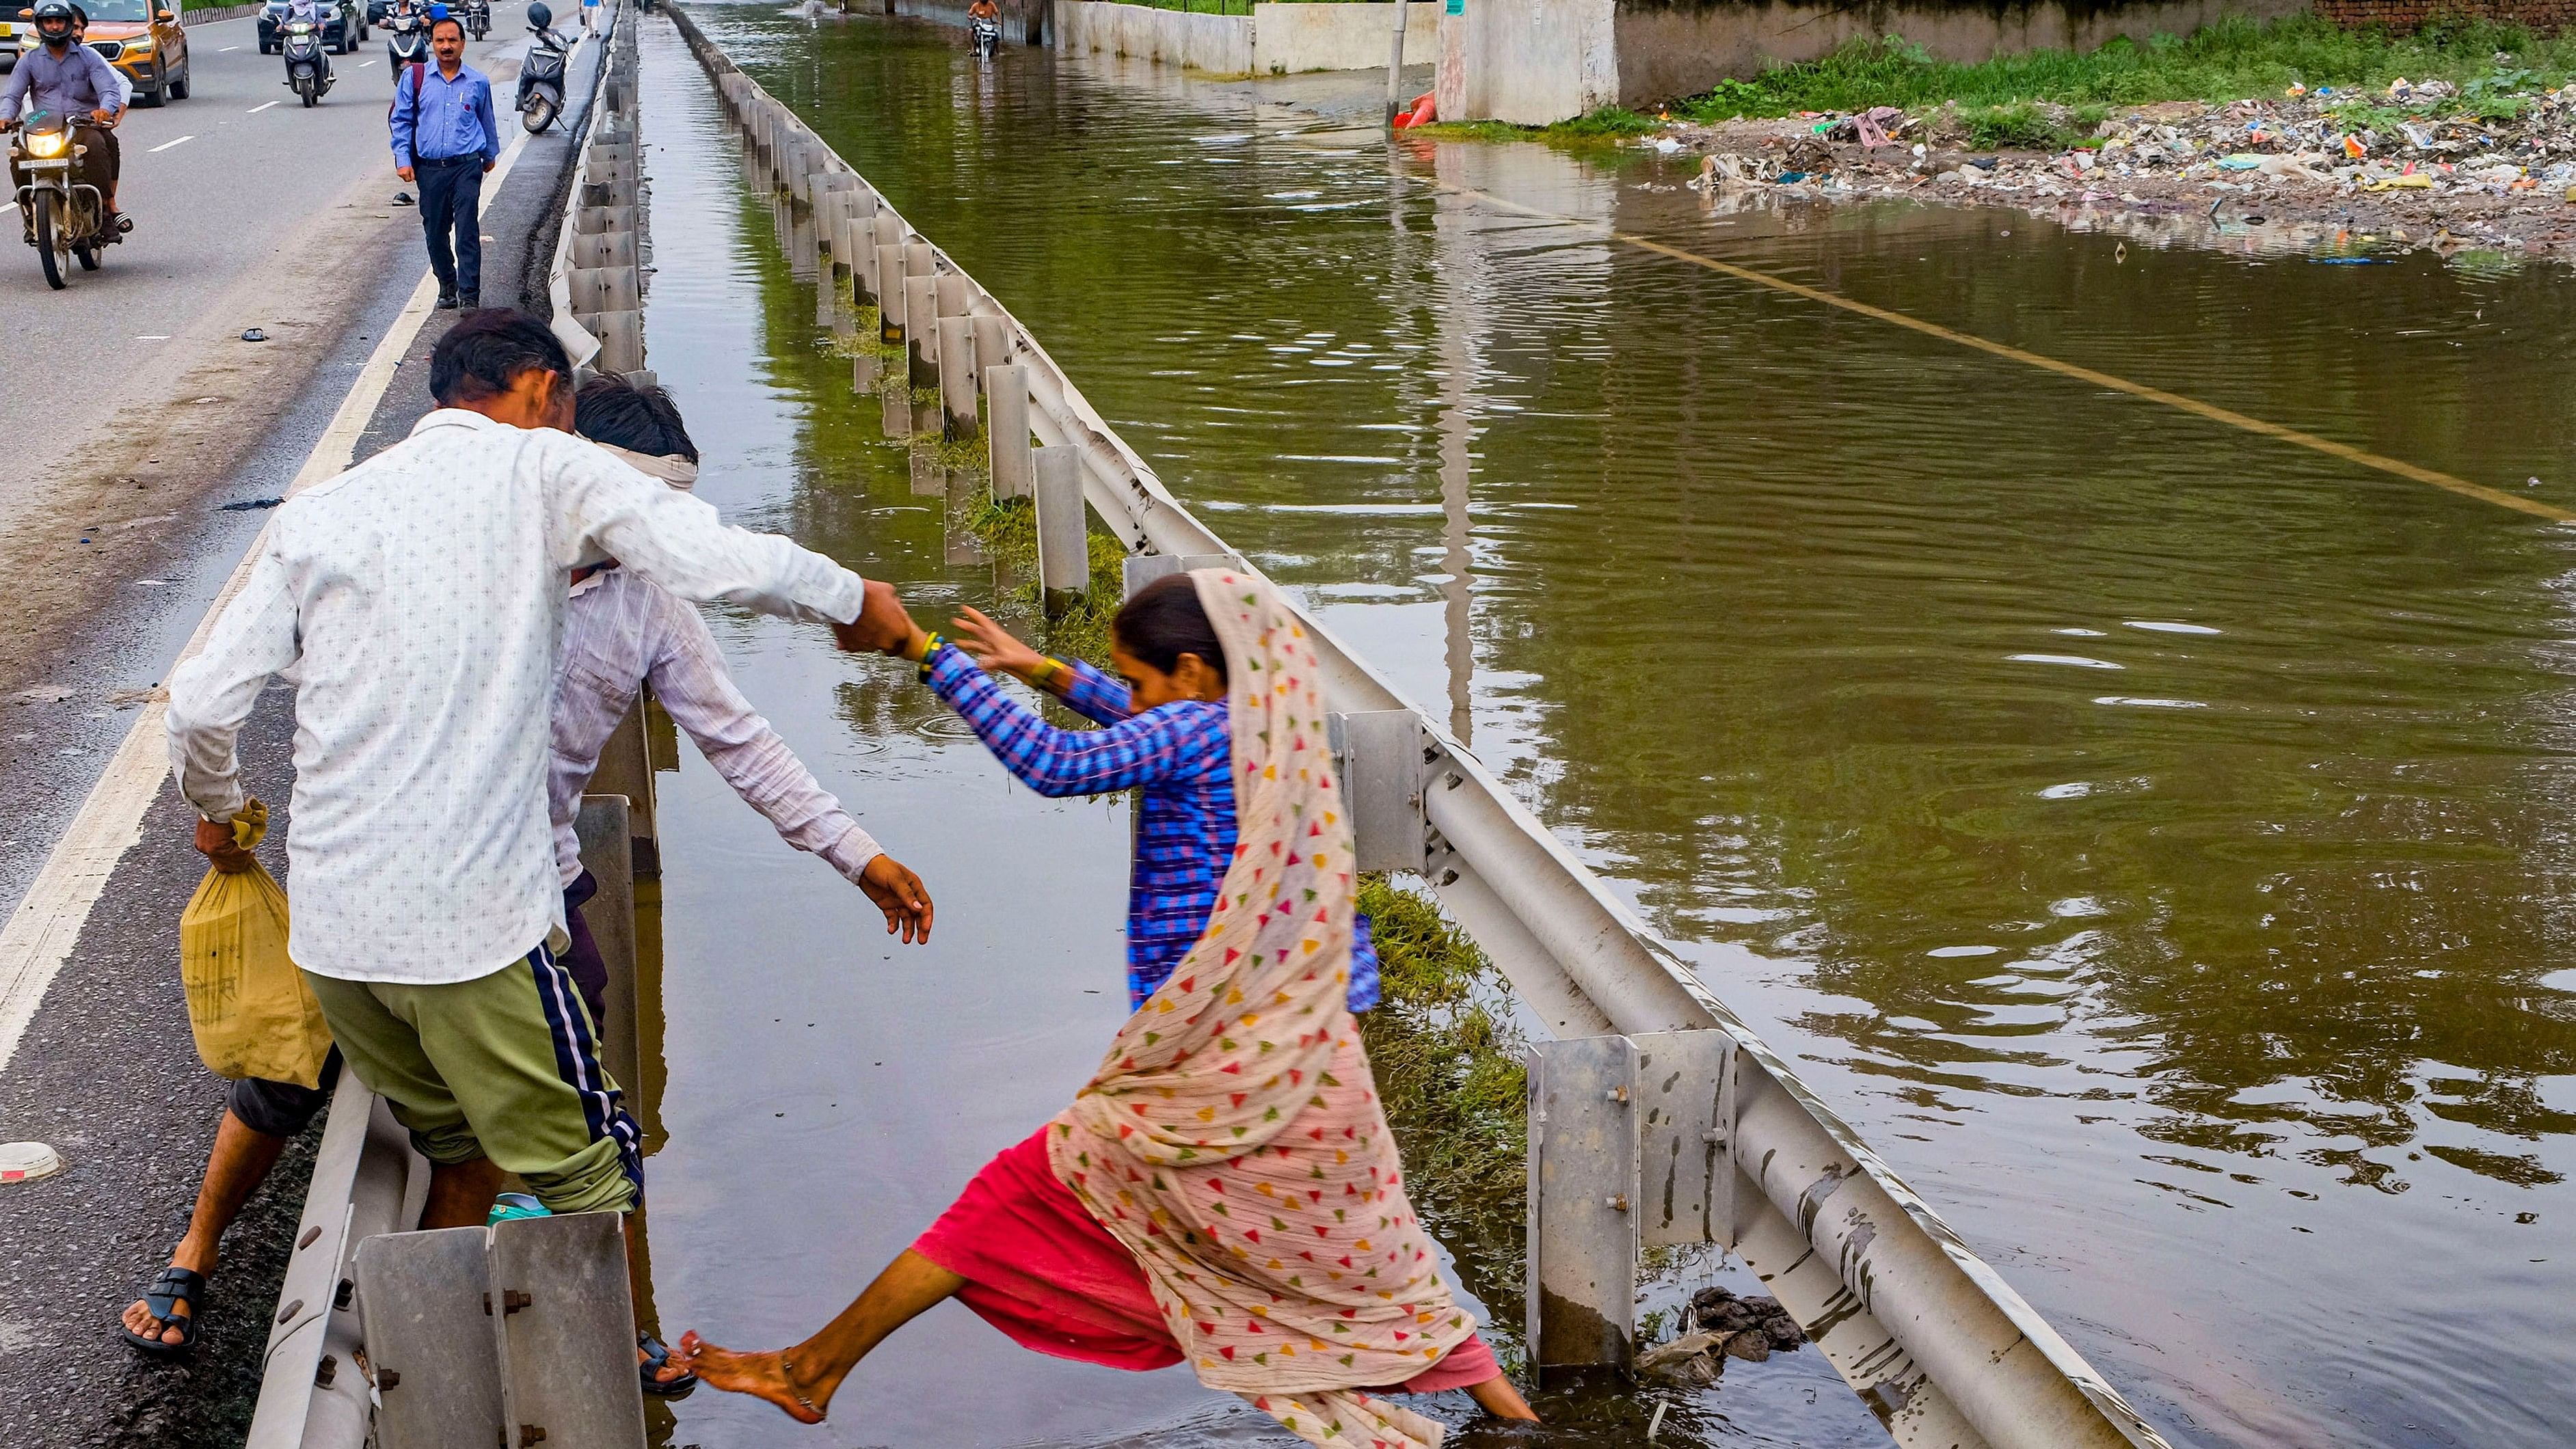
[168,59,189,98]
[136,66,167,107]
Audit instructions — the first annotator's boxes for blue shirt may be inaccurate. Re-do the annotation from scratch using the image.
[924,646,1380,1012]
[389,61,498,167]
[2,40,120,122]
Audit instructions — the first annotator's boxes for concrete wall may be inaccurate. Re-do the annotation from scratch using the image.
[1437,0,1618,127]
[2315,0,2576,27]
[1611,0,2307,110]
[1054,1,1438,75]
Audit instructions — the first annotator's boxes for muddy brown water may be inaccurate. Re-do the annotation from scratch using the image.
[631,9,2574,1447]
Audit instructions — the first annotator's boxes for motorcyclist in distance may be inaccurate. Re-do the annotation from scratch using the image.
[966,0,997,24]
[0,0,128,232]
[282,0,334,87]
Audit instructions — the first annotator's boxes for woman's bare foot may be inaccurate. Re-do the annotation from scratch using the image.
[671,1331,831,1423]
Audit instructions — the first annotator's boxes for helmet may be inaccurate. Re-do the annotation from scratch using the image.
[31,0,74,43]
[525,1,549,27]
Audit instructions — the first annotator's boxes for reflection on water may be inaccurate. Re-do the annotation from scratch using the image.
[648,6,2576,1448]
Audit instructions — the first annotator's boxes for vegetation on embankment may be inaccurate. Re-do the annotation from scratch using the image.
[1434,16,2576,152]
[1356,877,1531,1310]
[961,495,1127,666]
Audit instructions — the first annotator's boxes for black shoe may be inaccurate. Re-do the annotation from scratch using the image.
[435,287,459,310]
[111,211,131,235]
[459,290,480,310]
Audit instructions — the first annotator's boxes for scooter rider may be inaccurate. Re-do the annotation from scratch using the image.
[0,0,127,234]
[282,0,334,87]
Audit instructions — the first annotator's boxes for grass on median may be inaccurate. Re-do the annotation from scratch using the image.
[1676,16,2576,133]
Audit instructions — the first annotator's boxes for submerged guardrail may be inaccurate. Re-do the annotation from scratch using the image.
[666,6,2175,1446]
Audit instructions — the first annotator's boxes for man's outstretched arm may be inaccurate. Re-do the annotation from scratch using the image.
[167,551,299,858]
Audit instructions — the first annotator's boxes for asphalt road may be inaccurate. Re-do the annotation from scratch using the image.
[0,12,533,461]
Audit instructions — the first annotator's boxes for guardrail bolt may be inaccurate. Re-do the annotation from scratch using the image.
[1605,1086,1630,1104]
[519,1426,548,1447]
[1606,1194,1631,1212]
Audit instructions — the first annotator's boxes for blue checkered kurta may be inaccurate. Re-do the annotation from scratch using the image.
[924,645,1379,1012]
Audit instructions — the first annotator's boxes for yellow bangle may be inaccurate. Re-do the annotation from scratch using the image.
[1031,657,1064,689]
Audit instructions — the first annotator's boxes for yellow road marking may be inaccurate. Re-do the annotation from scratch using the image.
[1446,183,2571,525]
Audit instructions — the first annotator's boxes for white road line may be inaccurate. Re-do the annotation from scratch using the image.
[358,58,376,67]
[219,43,240,51]
[247,99,280,113]
[135,334,172,340]
[148,134,195,153]
[0,120,544,1078]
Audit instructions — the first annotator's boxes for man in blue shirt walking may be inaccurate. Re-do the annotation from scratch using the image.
[389,12,499,309]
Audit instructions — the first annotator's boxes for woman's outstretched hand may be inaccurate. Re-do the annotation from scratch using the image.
[859,854,934,944]
[948,606,1049,682]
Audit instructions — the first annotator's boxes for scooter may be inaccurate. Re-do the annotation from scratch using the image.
[464,0,489,40]
[517,16,567,132]
[280,18,334,107]
[971,14,998,60]
[8,107,117,289]
[384,5,427,72]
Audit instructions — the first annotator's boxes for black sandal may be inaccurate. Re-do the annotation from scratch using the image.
[639,1331,697,1399]
[121,1264,205,1357]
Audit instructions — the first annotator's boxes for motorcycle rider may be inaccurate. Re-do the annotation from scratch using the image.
[0,0,127,234]
[281,0,334,89]
[966,0,997,24]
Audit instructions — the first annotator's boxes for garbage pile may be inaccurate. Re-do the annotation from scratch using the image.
[1633,1284,1809,1387]
[1662,72,2576,263]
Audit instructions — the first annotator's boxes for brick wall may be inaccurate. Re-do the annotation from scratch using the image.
[2312,0,2576,31]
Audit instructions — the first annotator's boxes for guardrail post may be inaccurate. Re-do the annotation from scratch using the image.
[984,363,1031,499]
[1033,444,1088,616]
[1327,710,1430,875]
[574,795,641,1104]
[489,1213,648,1449]
[938,317,978,442]
[904,275,940,391]
[1526,1034,1641,1380]
[971,313,1011,382]
[875,243,908,345]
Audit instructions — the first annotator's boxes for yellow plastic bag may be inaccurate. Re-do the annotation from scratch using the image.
[178,800,332,1088]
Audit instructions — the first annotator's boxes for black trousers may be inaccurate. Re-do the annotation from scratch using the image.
[414,154,484,295]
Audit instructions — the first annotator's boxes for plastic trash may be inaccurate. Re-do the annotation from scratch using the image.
[2367,174,2435,190]
[178,801,333,1089]
[2218,154,2264,170]
[241,328,267,342]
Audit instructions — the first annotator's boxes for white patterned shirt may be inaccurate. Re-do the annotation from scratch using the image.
[551,565,881,889]
[167,409,870,986]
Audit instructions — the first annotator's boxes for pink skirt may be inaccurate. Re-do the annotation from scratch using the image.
[913,1128,1501,1393]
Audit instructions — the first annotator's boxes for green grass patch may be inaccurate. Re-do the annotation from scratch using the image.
[961,496,1125,666]
[1673,17,2576,123]
[1358,878,1529,1238]
[1416,105,1665,148]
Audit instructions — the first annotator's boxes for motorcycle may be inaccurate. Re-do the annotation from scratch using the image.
[9,108,114,290]
[280,18,334,107]
[384,6,427,72]
[464,0,488,39]
[971,14,998,60]
[516,19,567,133]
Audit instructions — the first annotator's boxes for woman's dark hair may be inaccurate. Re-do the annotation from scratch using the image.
[429,310,570,406]
[1112,573,1227,687]
[574,376,699,461]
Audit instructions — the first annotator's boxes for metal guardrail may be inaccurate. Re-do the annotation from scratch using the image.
[548,8,642,373]
[667,6,2175,1444]
[245,10,650,1448]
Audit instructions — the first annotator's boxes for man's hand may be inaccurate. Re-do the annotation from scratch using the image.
[949,606,1047,681]
[194,817,257,875]
[90,108,115,126]
[397,165,416,183]
[857,855,933,945]
[829,578,915,655]
[482,158,495,174]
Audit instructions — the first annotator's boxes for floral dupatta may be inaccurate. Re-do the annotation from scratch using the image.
[1047,571,1475,1449]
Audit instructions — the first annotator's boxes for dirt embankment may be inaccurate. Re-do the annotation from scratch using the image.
[1655,83,2576,265]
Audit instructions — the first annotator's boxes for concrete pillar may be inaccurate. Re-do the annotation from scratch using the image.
[971,314,1012,384]
[876,243,908,344]
[1033,444,1088,616]
[938,318,978,443]
[904,275,940,391]
[986,364,1031,500]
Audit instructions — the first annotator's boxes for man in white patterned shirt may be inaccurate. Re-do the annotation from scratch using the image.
[156,312,925,1388]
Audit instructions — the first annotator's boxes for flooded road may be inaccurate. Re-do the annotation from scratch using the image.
[636,8,2575,1447]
